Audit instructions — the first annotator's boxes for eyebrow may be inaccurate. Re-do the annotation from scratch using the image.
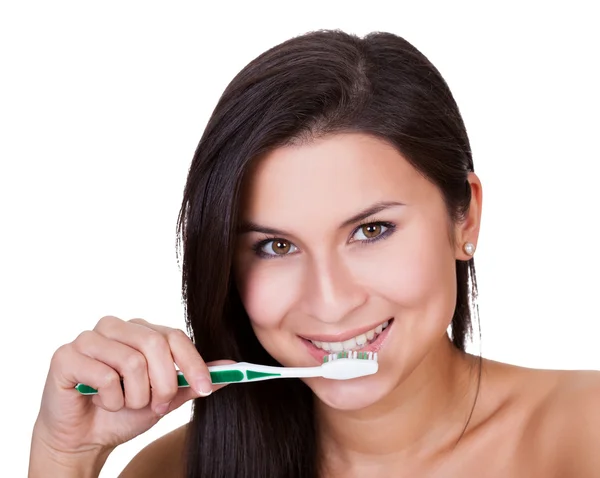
[238,200,405,236]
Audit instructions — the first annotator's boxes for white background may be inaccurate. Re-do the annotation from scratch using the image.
[1,1,598,476]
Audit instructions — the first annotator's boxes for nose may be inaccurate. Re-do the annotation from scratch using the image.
[299,252,368,323]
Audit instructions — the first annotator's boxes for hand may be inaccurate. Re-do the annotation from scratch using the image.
[31,316,232,461]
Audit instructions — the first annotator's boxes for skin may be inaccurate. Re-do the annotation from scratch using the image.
[30,133,600,478]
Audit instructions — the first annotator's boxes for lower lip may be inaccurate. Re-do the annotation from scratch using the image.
[301,318,394,364]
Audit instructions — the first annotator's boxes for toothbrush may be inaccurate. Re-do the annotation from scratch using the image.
[75,351,378,395]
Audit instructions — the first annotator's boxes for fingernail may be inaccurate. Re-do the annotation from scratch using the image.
[155,402,171,416]
[194,377,212,397]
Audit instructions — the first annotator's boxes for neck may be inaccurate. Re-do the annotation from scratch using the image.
[315,336,480,472]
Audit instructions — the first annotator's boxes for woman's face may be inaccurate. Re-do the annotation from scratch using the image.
[234,133,478,411]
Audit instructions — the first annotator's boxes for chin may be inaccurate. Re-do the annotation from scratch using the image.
[302,372,392,411]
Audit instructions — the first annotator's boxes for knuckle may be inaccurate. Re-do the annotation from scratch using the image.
[73,330,95,349]
[126,396,149,410]
[95,315,120,331]
[51,343,71,365]
[97,396,122,412]
[166,328,189,343]
[145,330,168,352]
[152,386,176,404]
[159,377,179,395]
[123,352,147,374]
[101,370,121,389]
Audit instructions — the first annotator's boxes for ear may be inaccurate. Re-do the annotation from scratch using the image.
[454,172,483,260]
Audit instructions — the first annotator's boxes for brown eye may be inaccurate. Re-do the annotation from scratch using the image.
[352,222,390,242]
[259,239,298,257]
[361,224,382,238]
[271,240,291,254]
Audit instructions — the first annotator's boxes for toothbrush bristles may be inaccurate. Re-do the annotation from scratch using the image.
[322,351,379,364]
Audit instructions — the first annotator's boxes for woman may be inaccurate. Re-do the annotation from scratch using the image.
[29,30,600,477]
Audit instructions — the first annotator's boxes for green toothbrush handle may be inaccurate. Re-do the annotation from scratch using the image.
[75,366,282,395]
[74,372,191,395]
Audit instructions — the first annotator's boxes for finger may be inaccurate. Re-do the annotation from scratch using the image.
[94,316,178,413]
[160,361,236,415]
[51,344,124,411]
[129,319,215,397]
[73,330,150,410]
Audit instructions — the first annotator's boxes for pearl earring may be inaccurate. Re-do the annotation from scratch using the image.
[463,242,475,256]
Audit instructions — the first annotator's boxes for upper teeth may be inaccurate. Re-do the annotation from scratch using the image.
[310,320,390,352]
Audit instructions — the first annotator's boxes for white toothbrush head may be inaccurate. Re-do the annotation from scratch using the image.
[320,351,379,380]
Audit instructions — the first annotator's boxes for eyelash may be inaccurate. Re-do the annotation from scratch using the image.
[251,220,397,259]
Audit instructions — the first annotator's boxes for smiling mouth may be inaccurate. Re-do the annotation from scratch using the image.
[303,318,393,353]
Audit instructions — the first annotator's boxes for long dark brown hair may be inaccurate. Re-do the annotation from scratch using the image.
[176,29,480,478]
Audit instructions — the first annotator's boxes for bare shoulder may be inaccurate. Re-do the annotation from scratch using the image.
[119,423,189,478]
[462,359,600,476]
[537,368,600,476]
[489,362,600,477]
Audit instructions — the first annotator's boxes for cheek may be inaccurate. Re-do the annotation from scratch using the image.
[235,262,300,329]
[362,225,456,312]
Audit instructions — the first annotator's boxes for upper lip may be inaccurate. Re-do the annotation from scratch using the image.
[299,318,392,343]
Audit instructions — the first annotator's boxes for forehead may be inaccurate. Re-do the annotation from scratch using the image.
[239,133,427,222]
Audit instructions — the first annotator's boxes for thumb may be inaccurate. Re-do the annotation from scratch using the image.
[163,359,237,414]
